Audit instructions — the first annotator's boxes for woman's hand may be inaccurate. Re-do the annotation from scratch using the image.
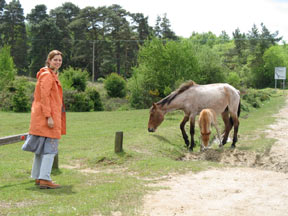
[47,117,54,128]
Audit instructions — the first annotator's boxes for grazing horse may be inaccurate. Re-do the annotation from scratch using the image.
[198,108,221,150]
[148,81,241,151]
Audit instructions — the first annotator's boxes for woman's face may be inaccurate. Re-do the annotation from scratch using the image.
[49,54,62,71]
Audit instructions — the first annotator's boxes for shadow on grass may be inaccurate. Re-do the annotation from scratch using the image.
[0,180,76,195]
[0,180,32,190]
[26,185,76,195]
[51,168,62,176]
[151,134,172,144]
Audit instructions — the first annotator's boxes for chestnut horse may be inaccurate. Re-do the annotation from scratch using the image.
[198,108,221,150]
[148,81,241,151]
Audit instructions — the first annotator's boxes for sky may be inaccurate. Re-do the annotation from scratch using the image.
[6,0,288,42]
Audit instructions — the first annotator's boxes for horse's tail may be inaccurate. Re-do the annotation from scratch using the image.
[229,100,241,126]
[237,100,241,117]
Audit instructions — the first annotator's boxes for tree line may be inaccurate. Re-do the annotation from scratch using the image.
[0,0,287,97]
[0,0,177,79]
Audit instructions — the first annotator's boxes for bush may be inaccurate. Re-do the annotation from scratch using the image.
[63,89,77,111]
[12,85,30,112]
[86,86,104,111]
[63,90,94,112]
[70,92,94,112]
[127,72,158,109]
[0,77,34,112]
[59,67,89,92]
[97,77,105,83]
[0,46,16,91]
[104,73,127,98]
[226,72,241,89]
[103,97,130,111]
[241,89,271,109]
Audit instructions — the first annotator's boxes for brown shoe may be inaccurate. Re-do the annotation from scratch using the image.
[35,179,40,185]
[39,180,61,189]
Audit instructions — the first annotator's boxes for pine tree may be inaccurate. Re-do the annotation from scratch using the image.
[1,0,28,74]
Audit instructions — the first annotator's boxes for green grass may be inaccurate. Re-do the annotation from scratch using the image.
[0,89,286,215]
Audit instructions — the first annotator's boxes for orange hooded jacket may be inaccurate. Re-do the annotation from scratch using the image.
[29,67,66,139]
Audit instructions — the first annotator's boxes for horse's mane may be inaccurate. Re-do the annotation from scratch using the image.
[157,80,197,106]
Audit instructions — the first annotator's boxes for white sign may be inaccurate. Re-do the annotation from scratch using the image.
[275,67,286,80]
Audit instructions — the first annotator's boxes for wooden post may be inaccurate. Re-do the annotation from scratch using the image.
[0,133,28,146]
[52,154,59,169]
[114,131,123,153]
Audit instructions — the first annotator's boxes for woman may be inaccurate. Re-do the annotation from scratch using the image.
[22,50,66,189]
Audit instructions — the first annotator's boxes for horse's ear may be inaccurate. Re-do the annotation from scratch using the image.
[152,103,157,109]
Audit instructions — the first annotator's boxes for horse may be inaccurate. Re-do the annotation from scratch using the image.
[198,108,221,150]
[148,81,241,151]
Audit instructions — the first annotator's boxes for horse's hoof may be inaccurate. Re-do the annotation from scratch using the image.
[188,148,193,152]
[230,144,236,149]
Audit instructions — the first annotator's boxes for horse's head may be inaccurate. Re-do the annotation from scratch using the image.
[200,131,211,148]
[148,103,165,132]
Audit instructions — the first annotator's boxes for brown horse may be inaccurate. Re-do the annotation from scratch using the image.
[148,81,241,151]
[198,108,221,150]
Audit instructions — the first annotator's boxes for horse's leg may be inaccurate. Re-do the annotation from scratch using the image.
[230,114,240,148]
[221,111,233,145]
[180,115,189,148]
[214,122,222,147]
[189,116,196,151]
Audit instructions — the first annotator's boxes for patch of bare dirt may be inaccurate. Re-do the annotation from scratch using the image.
[141,97,288,216]
[141,168,288,216]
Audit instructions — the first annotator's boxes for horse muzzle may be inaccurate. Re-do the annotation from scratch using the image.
[148,128,155,132]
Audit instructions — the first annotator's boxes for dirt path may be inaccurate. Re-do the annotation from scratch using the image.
[141,97,288,216]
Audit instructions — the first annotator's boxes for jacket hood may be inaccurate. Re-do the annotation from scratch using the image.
[36,67,52,79]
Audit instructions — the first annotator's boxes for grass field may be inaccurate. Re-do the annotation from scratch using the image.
[0,89,286,215]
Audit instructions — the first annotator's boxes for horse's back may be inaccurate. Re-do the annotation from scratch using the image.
[185,83,240,114]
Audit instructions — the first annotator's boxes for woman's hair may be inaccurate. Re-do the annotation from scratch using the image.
[45,50,62,67]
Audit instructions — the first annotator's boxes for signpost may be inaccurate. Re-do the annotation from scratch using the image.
[275,67,286,89]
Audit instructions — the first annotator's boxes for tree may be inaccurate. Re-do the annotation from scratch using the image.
[218,30,230,43]
[107,4,132,76]
[50,2,80,69]
[1,0,28,75]
[154,14,178,40]
[194,44,225,84]
[247,23,283,87]
[0,0,6,47]
[262,45,288,87]
[0,45,16,91]
[131,13,151,43]
[27,5,62,77]
[190,31,217,47]
[160,13,177,40]
[233,28,248,64]
[128,38,202,108]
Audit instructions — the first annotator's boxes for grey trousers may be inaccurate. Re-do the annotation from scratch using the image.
[31,153,56,181]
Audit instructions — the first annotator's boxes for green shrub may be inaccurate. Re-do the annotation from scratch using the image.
[86,86,104,111]
[164,86,172,96]
[104,73,127,98]
[258,91,271,102]
[63,89,77,111]
[103,97,129,111]
[241,89,271,109]
[240,101,250,112]
[97,77,105,83]
[12,85,30,112]
[0,46,16,91]
[127,72,157,109]
[59,67,89,92]
[226,72,241,89]
[70,92,94,112]
[63,90,94,112]
[0,77,34,112]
